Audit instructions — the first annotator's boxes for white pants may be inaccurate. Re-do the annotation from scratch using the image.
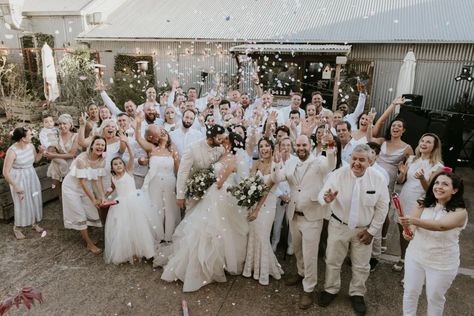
[403,256,458,316]
[290,215,323,293]
[324,218,372,296]
[271,200,292,250]
[371,225,382,258]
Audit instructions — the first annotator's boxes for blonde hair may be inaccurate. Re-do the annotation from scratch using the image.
[98,119,117,136]
[413,133,443,165]
[57,114,74,129]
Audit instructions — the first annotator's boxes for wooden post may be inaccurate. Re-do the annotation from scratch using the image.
[332,63,342,111]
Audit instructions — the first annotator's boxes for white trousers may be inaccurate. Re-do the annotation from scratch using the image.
[290,215,323,293]
[403,255,458,316]
[324,218,372,296]
[271,200,292,250]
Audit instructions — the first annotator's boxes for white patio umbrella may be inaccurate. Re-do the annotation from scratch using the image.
[41,43,60,102]
[394,50,416,114]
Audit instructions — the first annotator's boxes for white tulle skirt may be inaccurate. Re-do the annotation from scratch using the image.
[157,183,249,292]
[104,190,162,264]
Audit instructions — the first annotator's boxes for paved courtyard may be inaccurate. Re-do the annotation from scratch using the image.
[1,168,473,316]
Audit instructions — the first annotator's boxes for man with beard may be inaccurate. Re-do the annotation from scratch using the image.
[139,103,164,136]
[318,144,389,316]
[137,87,160,113]
[272,134,336,309]
[175,124,225,211]
[170,109,204,158]
[309,91,331,116]
[96,80,137,120]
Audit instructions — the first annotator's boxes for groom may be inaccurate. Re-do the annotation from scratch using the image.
[176,124,226,212]
[272,134,336,309]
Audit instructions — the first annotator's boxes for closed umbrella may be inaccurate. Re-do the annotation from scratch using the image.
[395,50,416,113]
[41,43,60,102]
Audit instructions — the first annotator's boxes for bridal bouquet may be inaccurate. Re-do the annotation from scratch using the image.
[185,167,216,200]
[227,175,267,208]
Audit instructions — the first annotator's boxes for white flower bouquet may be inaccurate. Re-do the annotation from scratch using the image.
[185,167,216,200]
[227,175,267,208]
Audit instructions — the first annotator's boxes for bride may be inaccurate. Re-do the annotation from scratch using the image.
[157,131,250,292]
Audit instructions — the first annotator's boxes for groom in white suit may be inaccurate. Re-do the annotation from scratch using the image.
[176,124,226,211]
[272,134,336,309]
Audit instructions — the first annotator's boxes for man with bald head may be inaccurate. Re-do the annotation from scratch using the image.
[272,134,336,309]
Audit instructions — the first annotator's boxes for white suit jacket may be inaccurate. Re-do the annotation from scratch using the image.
[272,151,336,221]
[176,139,224,199]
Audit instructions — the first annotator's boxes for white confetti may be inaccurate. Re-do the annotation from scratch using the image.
[126,302,132,308]
[393,19,399,24]
[54,30,60,34]
[5,34,13,39]
[32,192,39,197]
[232,303,236,306]
[41,231,47,238]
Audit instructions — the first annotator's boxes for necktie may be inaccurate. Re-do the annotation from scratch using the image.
[348,177,362,229]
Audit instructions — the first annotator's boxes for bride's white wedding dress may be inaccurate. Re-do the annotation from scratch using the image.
[158,153,249,292]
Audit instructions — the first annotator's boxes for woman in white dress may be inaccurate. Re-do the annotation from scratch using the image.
[243,137,284,285]
[393,133,444,271]
[159,132,249,292]
[104,133,162,264]
[2,127,45,239]
[135,116,180,242]
[400,172,467,316]
[62,136,107,254]
[78,116,125,207]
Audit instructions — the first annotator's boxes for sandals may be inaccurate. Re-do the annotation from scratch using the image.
[32,223,44,233]
[13,227,26,240]
[87,245,103,255]
[392,259,405,272]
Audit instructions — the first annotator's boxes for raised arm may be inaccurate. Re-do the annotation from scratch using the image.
[78,113,92,148]
[134,114,155,153]
[119,131,134,174]
[97,80,122,117]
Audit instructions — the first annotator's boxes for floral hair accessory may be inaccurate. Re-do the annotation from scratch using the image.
[441,167,453,173]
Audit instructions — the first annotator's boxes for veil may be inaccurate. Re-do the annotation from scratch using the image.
[235,148,251,181]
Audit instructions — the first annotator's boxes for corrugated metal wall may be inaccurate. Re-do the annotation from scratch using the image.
[88,41,474,111]
[351,44,474,112]
[29,16,85,48]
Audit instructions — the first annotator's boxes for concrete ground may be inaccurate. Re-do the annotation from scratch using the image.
[1,168,473,316]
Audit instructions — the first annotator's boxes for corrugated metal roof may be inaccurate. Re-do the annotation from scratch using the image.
[229,44,351,54]
[77,0,474,43]
[22,0,94,15]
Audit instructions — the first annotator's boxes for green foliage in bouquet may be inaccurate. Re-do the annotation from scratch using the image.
[227,175,267,208]
[185,167,216,200]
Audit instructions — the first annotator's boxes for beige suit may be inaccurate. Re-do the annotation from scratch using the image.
[272,151,336,293]
[176,139,224,200]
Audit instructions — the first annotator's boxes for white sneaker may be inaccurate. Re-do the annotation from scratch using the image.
[286,245,294,255]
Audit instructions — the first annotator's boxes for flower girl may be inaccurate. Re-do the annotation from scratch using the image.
[104,132,163,264]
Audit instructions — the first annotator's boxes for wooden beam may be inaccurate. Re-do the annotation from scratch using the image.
[332,64,342,111]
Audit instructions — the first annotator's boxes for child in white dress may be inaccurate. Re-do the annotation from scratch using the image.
[104,132,163,264]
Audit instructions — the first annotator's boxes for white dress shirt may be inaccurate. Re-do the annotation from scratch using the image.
[318,165,389,236]
[170,126,204,157]
[279,106,306,122]
[341,138,364,163]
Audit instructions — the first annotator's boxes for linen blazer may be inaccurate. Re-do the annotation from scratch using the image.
[176,139,224,199]
[272,152,336,221]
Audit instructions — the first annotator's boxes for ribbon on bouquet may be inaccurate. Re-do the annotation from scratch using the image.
[392,193,413,238]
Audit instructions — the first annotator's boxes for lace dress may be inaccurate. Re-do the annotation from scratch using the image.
[47,133,77,181]
[159,160,249,292]
[9,144,42,227]
[242,171,284,285]
[142,155,180,242]
[104,172,161,264]
[62,152,105,230]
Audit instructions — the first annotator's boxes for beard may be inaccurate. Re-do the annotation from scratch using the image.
[182,121,193,129]
[297,149,310,161]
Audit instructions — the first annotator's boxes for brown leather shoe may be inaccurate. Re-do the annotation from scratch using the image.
[285,274,304,286]
[299,292,313,309]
